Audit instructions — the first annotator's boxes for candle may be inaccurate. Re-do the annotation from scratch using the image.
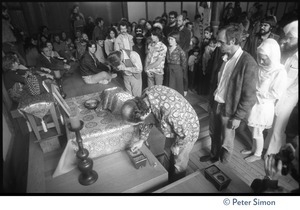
[69,106,81,129]
[54,70,61,79]
[69,115,81,129]
[41,119,48,132]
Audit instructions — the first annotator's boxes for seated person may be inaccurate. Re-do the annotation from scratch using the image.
[3,53,53,102]
[36,43,70,76]
[79,40,117,84]
[46,41,64,60]
[53,34,68,54]
[24,34,40,67]
[53,33,76,62]
[121,85,200,182]
[75,33,89,60]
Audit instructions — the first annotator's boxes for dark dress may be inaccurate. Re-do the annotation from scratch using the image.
[133,44,147,90]
[166,46,187,96]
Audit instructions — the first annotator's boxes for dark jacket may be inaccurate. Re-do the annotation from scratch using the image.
[209,50,258,120]
[178,27,192,53]
[36,54,65,71]
[79,51,109,76]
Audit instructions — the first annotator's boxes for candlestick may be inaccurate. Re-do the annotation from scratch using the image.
[54,70,66,99]
[68,120,98,186]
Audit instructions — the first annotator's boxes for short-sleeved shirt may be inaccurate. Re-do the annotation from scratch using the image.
[146,41,167,75]
[140,85,200,146]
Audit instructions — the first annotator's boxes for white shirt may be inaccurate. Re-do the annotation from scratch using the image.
[214,47,243,103]
[284,51,298,96]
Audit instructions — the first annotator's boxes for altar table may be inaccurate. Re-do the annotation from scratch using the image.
[53,91,136,177]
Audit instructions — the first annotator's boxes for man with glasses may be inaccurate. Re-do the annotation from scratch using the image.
[244,16,280,60]
[163,11,178,38]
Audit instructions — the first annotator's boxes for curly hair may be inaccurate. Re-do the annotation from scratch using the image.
[133,96,150,115]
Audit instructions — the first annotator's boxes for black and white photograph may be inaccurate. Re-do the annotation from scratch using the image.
[2,1,298,202]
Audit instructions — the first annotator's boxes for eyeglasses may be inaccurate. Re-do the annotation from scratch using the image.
[169,17,175,19]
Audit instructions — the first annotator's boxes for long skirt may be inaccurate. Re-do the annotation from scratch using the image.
[168,64,184,96]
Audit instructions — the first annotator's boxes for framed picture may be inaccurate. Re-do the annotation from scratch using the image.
[51,84,71,117]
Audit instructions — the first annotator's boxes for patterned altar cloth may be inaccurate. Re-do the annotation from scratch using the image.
[53,88,137,177]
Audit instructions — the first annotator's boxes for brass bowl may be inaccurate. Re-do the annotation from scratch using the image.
[84,99,100,110]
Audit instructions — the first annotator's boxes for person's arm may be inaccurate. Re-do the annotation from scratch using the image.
[263,70,287,100]
[129,34,134,49]
[79,12,86,25]
[233,56,258,121]
[180,48,187,71]
[104,39,110,56]
[131,123,153,152]
[122,52,143,74]
[114,36,121,51]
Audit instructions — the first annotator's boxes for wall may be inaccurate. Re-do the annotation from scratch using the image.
[5,2,298,37]
[127,2,146,23]
[126,2,298,24]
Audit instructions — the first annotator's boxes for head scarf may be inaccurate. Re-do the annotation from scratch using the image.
[283,20,298,38]
[256,38,285,83]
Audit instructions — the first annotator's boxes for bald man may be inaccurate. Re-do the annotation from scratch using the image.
[121,85,200,182]
[265,20,298,156]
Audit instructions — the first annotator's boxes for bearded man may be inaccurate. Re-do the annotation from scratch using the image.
[244,16,280,60]
[265,20,298,156]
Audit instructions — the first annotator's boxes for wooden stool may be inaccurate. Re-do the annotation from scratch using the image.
[25,103,62,141]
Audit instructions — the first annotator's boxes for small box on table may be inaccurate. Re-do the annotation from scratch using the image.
[126,149,147,169]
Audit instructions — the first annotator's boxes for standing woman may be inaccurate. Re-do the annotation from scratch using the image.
[104,27,118,56]
[166,31,187,96]
[144,27,167,87]
[242,39,287,162]
[70,4,86,39]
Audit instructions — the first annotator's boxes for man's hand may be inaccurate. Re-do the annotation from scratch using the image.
[146,71,154,77]
[171,144,180,156]
[118,63,126,70]
[229,118,241,130]
[130,140,144,153]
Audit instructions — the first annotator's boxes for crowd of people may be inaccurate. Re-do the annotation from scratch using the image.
[2,2,298,189]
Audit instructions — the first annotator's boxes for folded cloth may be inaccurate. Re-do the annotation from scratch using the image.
[98,87,134,114]
[18,92,53,119]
